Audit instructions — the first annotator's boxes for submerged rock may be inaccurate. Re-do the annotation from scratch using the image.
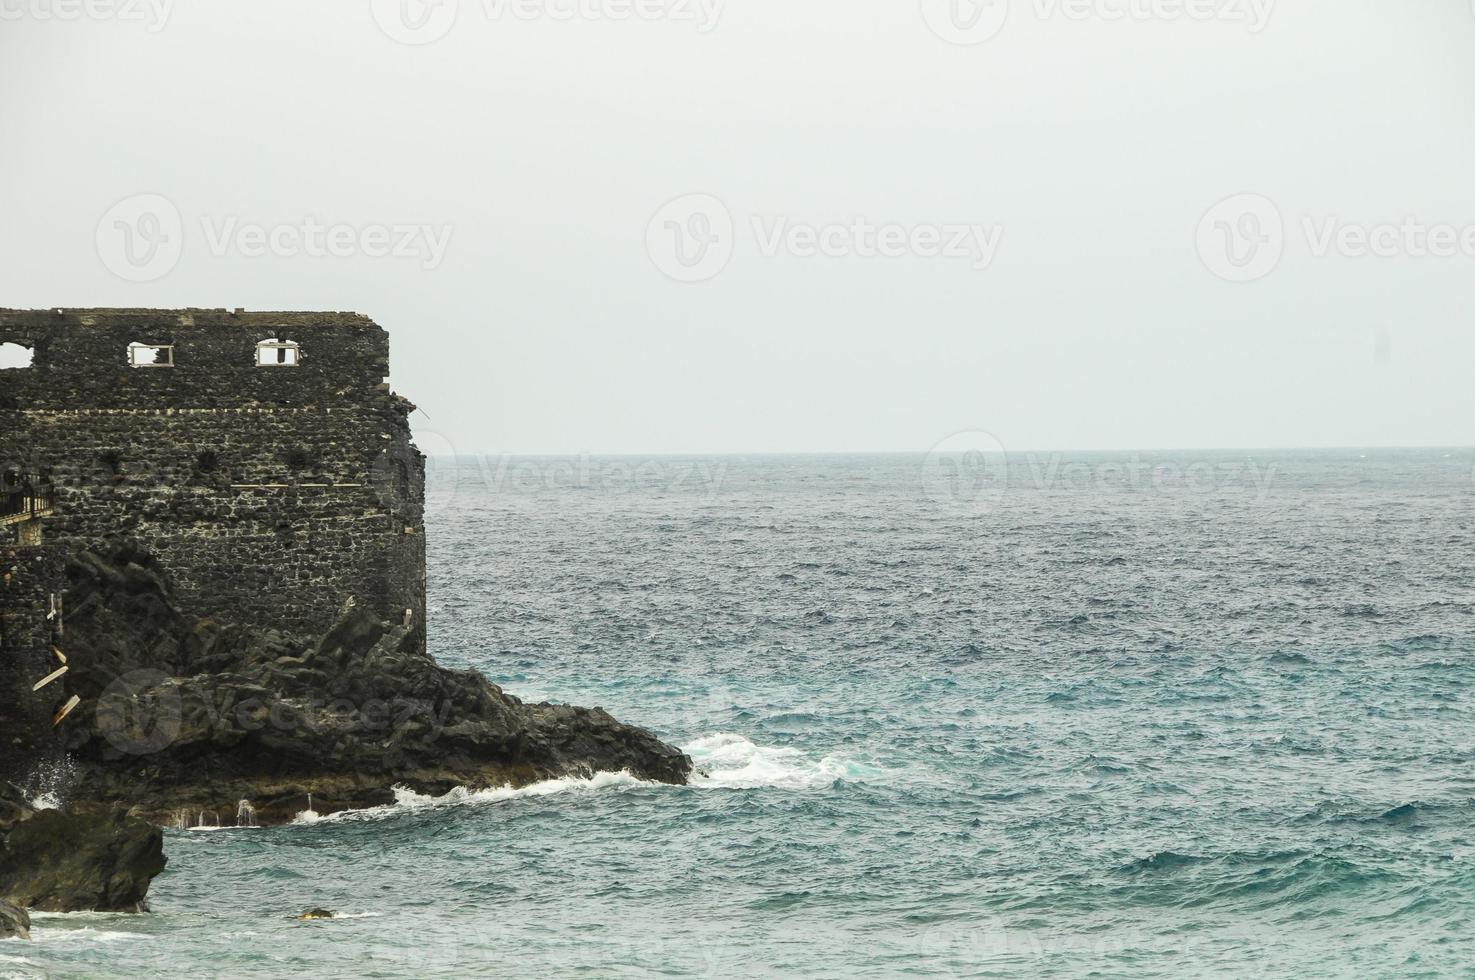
[51,544,692,825]
[0,900,29,940]
[0,784,165,913]
[297,908,335,920]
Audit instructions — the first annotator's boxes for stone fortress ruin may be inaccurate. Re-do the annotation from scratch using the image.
[0,309,426,774]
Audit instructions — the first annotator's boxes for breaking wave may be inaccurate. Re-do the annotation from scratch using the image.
[685,733,876,790]
[286,733,872,824]
[290,769,652,825]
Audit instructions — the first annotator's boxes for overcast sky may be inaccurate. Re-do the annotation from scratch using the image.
[3,0,1474,455]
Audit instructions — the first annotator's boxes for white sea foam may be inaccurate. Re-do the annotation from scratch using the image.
[685,733,865,790]
[279,734,867,824]
[25,793,60,812]
[290,769,650,825]
[27,927,147,945]
[181,824,263,833]
[26,911,128,921]
[0,951,38,972]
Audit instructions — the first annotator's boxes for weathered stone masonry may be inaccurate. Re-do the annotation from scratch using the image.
[0,309,425,775]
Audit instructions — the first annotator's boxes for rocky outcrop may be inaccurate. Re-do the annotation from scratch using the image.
[0,784,165,913]
[53,544,691,825]
[0,901,28,940]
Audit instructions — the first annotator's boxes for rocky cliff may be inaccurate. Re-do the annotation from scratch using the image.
[0,784,165,914]
[46,542,691,826]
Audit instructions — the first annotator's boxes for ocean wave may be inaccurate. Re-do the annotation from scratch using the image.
[1267,651,1313,666]
[1295,798,1467,827]
[27,911,131,921]
[26,927,148,945]
[1373,803,1418,823]
[291,770,652,825]
[279,734,868,824]
[287,912,384,922]
[685,733,876,790]
[1112,846,1409,911]
[1121,850,1210,873]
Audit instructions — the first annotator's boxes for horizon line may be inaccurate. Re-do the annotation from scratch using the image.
[415,444,1475,458]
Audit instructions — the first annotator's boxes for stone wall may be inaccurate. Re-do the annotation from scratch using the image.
[0,309,426,759]
[0,543,65,782]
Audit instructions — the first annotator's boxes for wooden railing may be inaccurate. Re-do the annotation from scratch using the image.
[0,494,53,528]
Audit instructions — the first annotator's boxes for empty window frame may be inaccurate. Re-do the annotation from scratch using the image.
[256,339,300,367]
[0,343,33,369]
[127,342,174,368]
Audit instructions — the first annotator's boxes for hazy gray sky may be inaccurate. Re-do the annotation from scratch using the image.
[3,0,1474,454]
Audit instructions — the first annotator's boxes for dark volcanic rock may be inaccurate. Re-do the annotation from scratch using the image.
[0,900,29,940]
[56,544,692,825]
[0,784,165,913]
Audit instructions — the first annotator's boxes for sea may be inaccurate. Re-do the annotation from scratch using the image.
[6,449,1475,978]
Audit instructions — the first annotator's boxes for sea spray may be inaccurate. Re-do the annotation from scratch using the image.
[293,793,321,824]
[274,737,873,826]
[685,733,878,790]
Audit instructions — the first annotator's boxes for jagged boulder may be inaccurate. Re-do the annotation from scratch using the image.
[0,901,28,940]
[53,544,691,824]
[0,784,165,913]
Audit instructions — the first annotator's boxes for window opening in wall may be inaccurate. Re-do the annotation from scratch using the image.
[128,342,174,367]
[0,343,33,369]
[257,339,300,366]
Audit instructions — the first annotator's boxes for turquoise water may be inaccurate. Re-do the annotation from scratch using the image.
[8,450,1475,977]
